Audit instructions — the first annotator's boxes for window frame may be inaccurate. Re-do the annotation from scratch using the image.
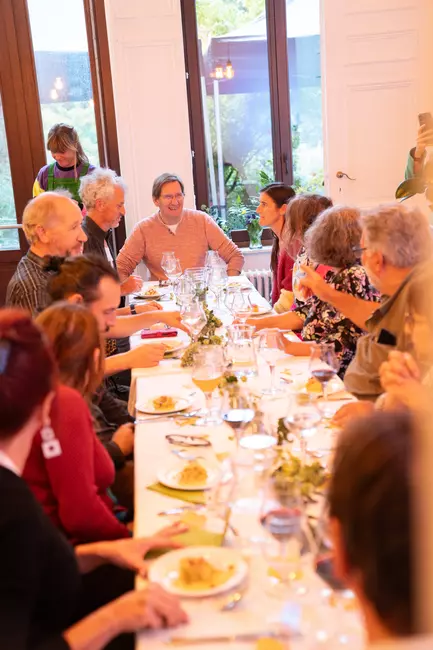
[180,0,294,212]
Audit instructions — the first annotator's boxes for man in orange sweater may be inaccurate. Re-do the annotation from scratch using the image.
[117,172,244,281]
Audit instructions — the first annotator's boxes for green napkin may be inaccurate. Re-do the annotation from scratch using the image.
[147,482,207,504]
[145,525,225,559]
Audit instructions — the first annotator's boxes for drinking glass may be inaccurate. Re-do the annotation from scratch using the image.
[285,393,322,463]
[161,251,176,278]
[184,267,209,302]
[208,266,228,308]
[257,330,286,395]
[229,289,254,323]
[191,345,226,426]
[309,343,340,418]
[222,390,255,446]
[227,324,257,377]
[259,474,308,599]
[175,276,194,307]
[180,299,206,343]
[205,250,225,268]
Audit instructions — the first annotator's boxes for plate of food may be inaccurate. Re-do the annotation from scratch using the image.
[248,304,273,316]
[137,286,162,300]
[148,546,248,597]
[289,375,344,396]
[157,459,220,491]
[136,394,193,415]
[162,340,188,356]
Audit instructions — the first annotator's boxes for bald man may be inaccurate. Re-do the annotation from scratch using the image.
[6,191,87,316]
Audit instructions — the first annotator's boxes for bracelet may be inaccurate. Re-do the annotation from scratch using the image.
[130,303,137,315]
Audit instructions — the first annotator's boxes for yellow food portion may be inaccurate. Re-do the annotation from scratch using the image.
[144,287,159,296]
[251,304,260,313]
[152,395,177,410]
[175,557,235,590]
[177,460,208,486]
[305,377,322,393]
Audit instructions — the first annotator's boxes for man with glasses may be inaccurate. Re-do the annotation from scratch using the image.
[116,172,244,281]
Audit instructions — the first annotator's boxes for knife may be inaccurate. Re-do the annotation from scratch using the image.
[167,631,292,645]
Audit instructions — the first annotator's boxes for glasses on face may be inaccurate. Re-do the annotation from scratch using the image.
[160,193,184,202]
[352,245,367,255]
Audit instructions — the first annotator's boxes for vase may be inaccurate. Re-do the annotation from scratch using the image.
[247,227,263,249]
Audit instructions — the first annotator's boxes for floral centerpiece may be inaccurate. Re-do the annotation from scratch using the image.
[245,213,263,249]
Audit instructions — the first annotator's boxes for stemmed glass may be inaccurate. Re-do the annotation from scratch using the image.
[222,391,255,446]
[162,257,182,290]
[257,330,286,395]
[205,250,224,268]
[180,299,206,343]
[229,290,254,323]
[208,266,228,308]
[285,393,322,464]
[191,345,226,426]
[309,343,340,418]
[260,474,311,599]
[161,251,176,278]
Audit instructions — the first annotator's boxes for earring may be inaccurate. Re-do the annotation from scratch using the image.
[41,420,62,459]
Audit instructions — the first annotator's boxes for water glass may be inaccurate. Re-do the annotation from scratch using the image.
[227,324,257,377]
[208,266,228,308]
[180,299,206,343]
[258,330,286,395]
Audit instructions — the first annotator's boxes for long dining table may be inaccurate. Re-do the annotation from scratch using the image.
[130,276,364,650]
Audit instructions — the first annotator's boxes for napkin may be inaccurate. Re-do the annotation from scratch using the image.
[146,482,207,504]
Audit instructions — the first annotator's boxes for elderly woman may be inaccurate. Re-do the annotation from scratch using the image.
[79,167,142,297]
[248,206,379,376]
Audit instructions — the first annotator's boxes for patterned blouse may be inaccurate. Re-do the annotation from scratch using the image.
[292,265,380,377]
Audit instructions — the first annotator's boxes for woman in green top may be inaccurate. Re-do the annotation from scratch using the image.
[33,123,95,207]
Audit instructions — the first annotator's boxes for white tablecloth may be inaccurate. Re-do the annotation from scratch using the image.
[128,280,363,649]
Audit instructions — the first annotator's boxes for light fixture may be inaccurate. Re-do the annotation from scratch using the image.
[215,65,224,80]
[54,76,64,91]
[225,59,234,79]
[50,88,59,100]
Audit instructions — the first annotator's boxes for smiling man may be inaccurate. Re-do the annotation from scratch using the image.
[116,172,244,281]
[6,191,87,316]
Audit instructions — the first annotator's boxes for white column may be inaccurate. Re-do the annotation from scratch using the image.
[104,0,195,236]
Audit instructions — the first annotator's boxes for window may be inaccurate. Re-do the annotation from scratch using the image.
[27,0,100,165]
[196,0,274,227]
[183,0,325,226]
[0,93,19,251]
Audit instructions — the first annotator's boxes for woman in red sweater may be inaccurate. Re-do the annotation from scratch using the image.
[256,183,296,308]
[23,302,130,544]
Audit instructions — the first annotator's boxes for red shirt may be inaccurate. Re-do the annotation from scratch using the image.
[23,384,129,545]
[272,248,295,305]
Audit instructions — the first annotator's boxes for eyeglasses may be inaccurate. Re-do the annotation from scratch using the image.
[160,193,185,202]
[352,245,367,255]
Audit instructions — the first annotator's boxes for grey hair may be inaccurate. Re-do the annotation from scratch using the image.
[304,205,362,267]
[22,190,74,245]
[79,168,126,210]
[362,203,433,268]
[152,173,185,199]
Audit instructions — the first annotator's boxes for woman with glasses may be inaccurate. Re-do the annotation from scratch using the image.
[116,172,244,281]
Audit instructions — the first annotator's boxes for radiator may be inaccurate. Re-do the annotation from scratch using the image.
[244,269,273,302]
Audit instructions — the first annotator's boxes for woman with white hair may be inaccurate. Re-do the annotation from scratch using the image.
[247,206,380,376]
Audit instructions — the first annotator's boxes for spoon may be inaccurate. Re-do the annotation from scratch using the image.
[218,590,245,612]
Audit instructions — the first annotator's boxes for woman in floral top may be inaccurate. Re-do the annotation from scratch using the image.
[247,206,380,377]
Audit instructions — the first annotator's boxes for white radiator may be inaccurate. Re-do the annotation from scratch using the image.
[244,269,273,302]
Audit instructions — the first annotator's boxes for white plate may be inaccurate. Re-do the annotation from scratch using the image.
[288,375,344,395]
[136,395,193,415]
[157,460,220,491]
[161,339,186,356]
[148,546,248,598]
[249,306,273,316]
[137,288,163,299]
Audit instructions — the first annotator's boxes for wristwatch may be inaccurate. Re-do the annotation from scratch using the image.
[130,303,137,315]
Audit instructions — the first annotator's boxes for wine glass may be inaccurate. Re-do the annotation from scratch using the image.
[205,250,224,268]
[160,251,176,279]
[222,390,255,446]
[259,473,308,599]
[309,343,340,418]
[257,330,286,395]
[164,258,182,290]
[180,299,206,343]
[191,345,226,426]
[229,290,254,323]
[175,276,194,307]
[208,266,228,309]
[285,393,322,464]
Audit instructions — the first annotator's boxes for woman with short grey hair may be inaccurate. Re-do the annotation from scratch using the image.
[247,205,380,377]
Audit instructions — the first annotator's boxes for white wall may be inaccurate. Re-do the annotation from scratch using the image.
[104,0,195,237]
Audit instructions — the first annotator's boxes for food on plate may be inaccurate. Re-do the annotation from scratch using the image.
[305,376,322,393]
[143,287,160,297]
[251,304,260,313]
[176,556,235,590]
[162,341,178,351]
[177,460,208,486]
[152,395,177,411]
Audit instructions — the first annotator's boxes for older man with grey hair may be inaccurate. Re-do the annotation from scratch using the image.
[80,167,142,296]
[299,202,433,412]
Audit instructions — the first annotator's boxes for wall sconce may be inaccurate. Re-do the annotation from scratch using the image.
[225,60,234,79]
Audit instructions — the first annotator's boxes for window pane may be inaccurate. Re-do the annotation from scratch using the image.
[27,0,99,166]
[287,0,324,193]
[196,0,274,227]
[0,93,19,251]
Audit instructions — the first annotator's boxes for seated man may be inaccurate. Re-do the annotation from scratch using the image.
[116,172,244,281]
[329,410,418,645]
[298,203,432,410]
[6,192,87,315]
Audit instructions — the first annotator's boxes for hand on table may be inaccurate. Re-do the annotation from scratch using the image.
[126,342,166,368]
[332,401,375,428]
[97,522,188,577]
[121,274,144,296]
[112,423,135,456]
[109,583,188,632]
[136,301,163,313]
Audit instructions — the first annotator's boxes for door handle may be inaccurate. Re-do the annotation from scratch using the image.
[282,153,290,175]
[336,171,356,181]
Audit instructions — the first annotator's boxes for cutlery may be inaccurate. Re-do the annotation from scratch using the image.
[135,410,201,424]
[218,589,245,612]
[171,450,206,461]
[167,631,293,646]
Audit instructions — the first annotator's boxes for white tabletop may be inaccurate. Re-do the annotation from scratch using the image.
[131,279,364,650]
